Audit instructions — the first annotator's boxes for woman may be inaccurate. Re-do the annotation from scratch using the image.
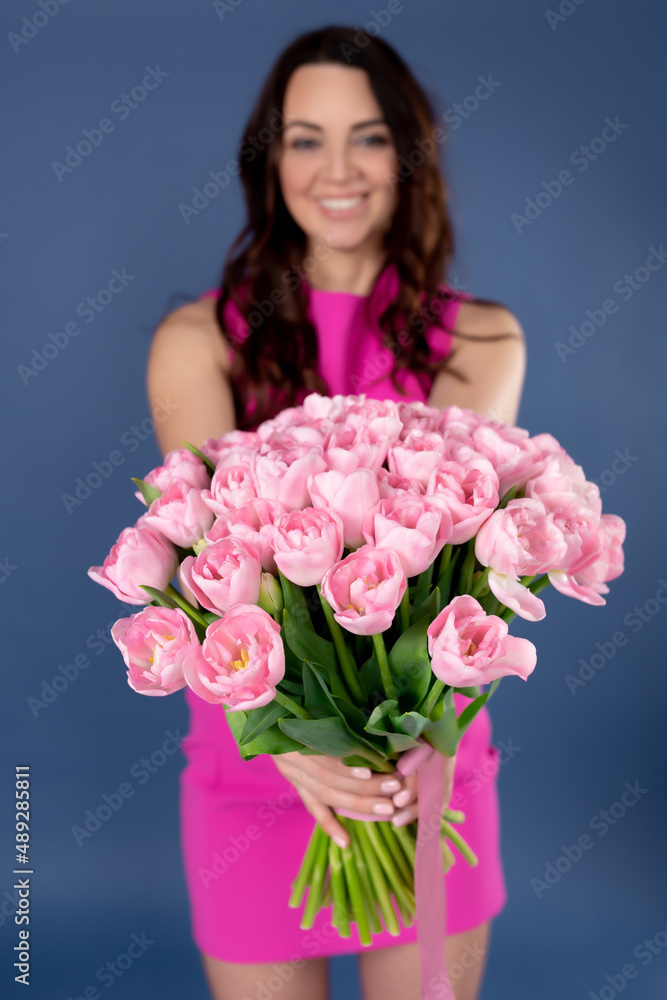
[146,25,526,1000]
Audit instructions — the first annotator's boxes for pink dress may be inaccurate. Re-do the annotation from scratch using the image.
[178,262,508,963]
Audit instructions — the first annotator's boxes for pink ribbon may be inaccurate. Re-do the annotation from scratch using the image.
[336,740,454,999]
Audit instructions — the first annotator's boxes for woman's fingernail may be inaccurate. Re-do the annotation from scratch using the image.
[333,835,348,849]
[381,778,401,793]
[392,808,415,827]
[373,802,395,816]
[392,789,412,808]
[351,767,372,779]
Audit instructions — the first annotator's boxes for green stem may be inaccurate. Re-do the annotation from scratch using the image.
[348,822,382,935]
[441,818,479,866]
[337,820,371,944]
[420,679,445,718]
[399,588,410,632]
[470,566,490,598]
[372,633,397,700]
[364,820,415,915]
[355,820,401,935]
[317,587,365,704]
[163,584,210,628]
[289,824,323,908]
[273,689,312,720]
[328,841,351,937]
[300,825,330,929]
[377,820,413,888]
[392,823,416,867]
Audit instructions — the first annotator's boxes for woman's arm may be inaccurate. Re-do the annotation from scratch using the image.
[428,302,527,425]
[145,300,236,461]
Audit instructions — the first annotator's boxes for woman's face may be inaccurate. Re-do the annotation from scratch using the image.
[276,63,399,252]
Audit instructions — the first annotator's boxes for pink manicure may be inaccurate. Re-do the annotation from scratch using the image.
[392,808,415,827]
[381,778,401,793]
[373,802,395,816]
[393,789,412,808]
[351,767,372,779]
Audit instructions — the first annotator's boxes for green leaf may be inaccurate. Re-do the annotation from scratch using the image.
[498,484,518,509]
[282,608,337,675]
[423,691,460,756]
[181,441,216,474]
[409,585,440,628]
[456,692,491,733]
[389,711,429,740]
[141,585,179,609]
[387,615,432,706]
[279,573,316,631]
[132,478,162,506]
[302,663,342,720]
[279,716,389,764]
[436,550,460,607]
[238,723,311,758]
[365,699,399,736]
[239,701,284,745]
[409,564,434,607]
[456,686,481,699]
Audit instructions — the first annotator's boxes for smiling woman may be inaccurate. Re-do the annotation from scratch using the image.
[146,23,525,1000]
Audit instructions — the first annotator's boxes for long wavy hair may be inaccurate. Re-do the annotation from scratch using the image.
[213,24,515,430]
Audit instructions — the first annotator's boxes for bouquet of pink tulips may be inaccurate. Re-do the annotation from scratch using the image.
[88,392,626,954]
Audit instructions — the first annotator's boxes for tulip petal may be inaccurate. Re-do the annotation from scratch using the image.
[487,570,546,622]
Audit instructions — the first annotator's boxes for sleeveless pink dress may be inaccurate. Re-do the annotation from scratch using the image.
[178,263,508,963]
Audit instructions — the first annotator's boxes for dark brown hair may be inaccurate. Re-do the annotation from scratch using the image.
[214,24,516,430]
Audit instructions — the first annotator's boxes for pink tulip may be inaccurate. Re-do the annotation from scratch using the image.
[88,518,179,605]
[201,464,257,516]
[324,425,390,475]
[376,468,424,499]
[320,545,407,635]
[205,498,284,573]
[388,431,446,487]
[141,481,216,547]
[474,498,569,621]
[425,462,500,545]
[110,606,196,695]
[252,447,327,510]
[179,537,262,615]
[270,507,344,586]
[308,468,381,549]
[182,604,285,711]
[548,513,626,605]
[362,494,453,578]
[135,448,210,503]
[427,595,537,687]
[470,423,545,496]
[199,430,261,465]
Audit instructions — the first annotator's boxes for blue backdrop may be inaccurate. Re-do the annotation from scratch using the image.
[2,2,665,998]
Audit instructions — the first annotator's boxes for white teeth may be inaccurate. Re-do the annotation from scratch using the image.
[318,196,365,209]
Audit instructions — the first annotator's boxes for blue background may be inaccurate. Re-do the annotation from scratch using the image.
[2,1,665,997]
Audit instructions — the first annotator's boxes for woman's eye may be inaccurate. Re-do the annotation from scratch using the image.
[289,134,390,150]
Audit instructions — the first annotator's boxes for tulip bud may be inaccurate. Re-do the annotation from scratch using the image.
[258,572,284,619]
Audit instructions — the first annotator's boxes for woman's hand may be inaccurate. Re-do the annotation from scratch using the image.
[272,752,408,848]
[389,751,458,827]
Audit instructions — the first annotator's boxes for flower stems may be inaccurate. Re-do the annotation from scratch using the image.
[399,587,410,632]
[317,587,366,704]
[372,633,397,700]
[289,813,480,945]
[420,678,445,718]
[273,689,312,720]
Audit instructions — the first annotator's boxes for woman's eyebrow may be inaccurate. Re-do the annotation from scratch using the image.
[283,117,387,132]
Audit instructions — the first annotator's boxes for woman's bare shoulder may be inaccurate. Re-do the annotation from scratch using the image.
[454,298,524,340]
[149,296,231,373]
